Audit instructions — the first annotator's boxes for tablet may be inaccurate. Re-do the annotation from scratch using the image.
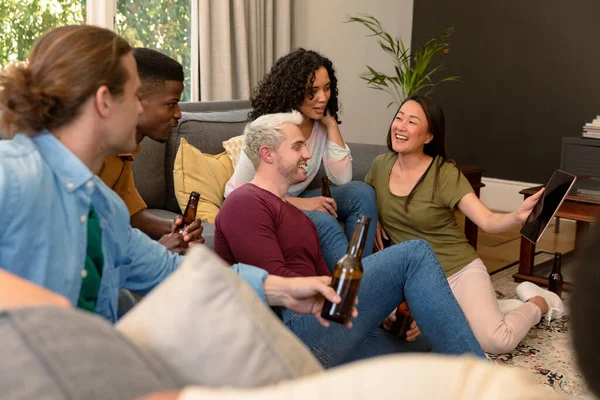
[520,170,577,244]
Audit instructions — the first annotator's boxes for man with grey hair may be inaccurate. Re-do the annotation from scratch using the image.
[214,112,486,367]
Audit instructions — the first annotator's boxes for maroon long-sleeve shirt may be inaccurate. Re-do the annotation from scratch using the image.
[214,184,331,278]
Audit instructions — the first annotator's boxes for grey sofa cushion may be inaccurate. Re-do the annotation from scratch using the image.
[116,245,323,388]
[134,137,168,210]
[0,307,183,400]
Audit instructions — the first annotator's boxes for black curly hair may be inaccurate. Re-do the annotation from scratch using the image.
[248,48,341,124]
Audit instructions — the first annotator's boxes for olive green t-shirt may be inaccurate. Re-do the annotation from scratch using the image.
[365,153,479,277]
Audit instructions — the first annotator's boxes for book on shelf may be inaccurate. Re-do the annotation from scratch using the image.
[582,130,600,139]
[582,115,600,139]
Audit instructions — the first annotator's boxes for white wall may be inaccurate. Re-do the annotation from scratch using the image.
[293,0,414,145]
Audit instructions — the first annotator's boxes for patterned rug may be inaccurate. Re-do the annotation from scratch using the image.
[489,265,591,398]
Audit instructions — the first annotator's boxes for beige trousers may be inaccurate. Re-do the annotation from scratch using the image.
[448,258,542,354]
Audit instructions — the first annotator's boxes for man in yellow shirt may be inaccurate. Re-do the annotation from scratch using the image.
[99,48,202,254]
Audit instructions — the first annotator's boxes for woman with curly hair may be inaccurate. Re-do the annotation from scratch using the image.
[225,49,377,269]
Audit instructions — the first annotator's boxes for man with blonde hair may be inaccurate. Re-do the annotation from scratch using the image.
[215,111,486,366]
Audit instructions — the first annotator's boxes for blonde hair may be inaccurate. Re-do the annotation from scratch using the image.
[242,111,303,168]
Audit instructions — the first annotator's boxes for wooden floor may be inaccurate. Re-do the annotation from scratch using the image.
[455,212,576,274]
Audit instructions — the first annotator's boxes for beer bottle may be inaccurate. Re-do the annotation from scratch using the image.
[177,191,200,234]
[321,175,331,198]
[321,216,371,324]
[548,252,563,298]
[390,302,414,339]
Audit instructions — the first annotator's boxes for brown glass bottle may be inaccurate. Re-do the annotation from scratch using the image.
[177,191,200,234]
[321,216,371,324]
[321,175,331,198]
[390,302,413,339]
[548,252,563,298]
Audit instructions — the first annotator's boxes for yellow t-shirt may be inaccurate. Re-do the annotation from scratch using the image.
[365,153,478,277]
[98,144,147,217]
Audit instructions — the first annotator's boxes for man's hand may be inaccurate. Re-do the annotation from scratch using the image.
[172,217,205,244]
[158,232,187,255]
[286,196,338,218]
[264,275,358,328]
[159,217,205,255]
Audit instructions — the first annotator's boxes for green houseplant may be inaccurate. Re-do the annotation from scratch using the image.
[346,14,460,107]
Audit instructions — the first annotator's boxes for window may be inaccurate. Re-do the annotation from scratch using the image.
[0,0,86,67]
[116,0,192,101]
[1,1,195,101]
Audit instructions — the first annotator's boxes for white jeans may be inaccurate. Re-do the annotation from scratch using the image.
[448,258,542,354]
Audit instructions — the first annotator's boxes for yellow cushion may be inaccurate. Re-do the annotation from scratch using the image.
[173,138,234,223]
[222,135,244,168]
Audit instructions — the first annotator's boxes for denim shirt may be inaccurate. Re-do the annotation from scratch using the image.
[0,133,268,322]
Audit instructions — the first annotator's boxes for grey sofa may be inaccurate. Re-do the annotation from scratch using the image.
[132,100,389,249]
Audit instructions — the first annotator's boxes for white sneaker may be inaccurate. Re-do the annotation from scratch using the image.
[516,282,566,324]
[497,299,525,314]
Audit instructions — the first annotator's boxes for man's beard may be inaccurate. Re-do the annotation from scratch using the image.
[276,158,307,186]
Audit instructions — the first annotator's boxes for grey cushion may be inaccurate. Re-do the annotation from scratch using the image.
[0,307,183,400]
[133,137,168,209]
[179,99,251,113]
[117,245,323,388]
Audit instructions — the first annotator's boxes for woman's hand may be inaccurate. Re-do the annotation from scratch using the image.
[516,188,545,223]
[320,112,345,148]
[381,309,397,331]
[380,308,421,341]
[405,320,421,342]
[374,220,389,251]
[286,196,338,218]
[320,113,338,129]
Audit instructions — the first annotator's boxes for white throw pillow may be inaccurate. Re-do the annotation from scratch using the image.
[222,135,244,168]
[116,245,322,387]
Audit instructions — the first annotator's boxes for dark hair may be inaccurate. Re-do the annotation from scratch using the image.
[248,48,341,123]
[386,95,446,158]
[0,25,132,136]
[573,221,600,396]
[386,95,457,209]
[133,48,184,93]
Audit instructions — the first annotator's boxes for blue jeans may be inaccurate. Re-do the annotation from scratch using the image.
[299,181,378,271]
[282,239,485,367]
